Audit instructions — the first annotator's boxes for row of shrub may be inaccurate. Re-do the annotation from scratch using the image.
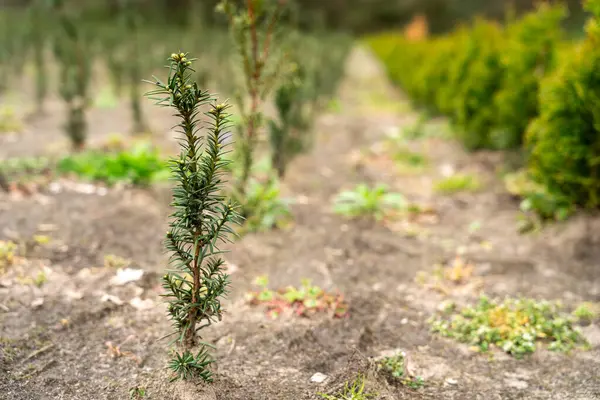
[366,0,600,216]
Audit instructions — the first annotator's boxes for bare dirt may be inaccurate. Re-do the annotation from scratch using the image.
[1,47,599,400]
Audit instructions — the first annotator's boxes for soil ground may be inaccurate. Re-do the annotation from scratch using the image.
[1,47,599,400]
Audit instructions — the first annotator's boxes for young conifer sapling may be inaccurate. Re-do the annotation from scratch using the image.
[145,52,241,382]
[218,0,286,198]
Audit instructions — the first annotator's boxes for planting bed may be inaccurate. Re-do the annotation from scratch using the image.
[1,47,599,399]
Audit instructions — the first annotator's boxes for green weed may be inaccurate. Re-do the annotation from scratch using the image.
[430,295,589,357]
[378,352,425,388]
[318,375,376,400]
[434,174,481,194]
[240,178,293,234]
[573,303,598,322]
[391,147,428,174]
[248,276,349,319]
[333,184,406,220]
[0,240,18,273]
[129,386,146,399]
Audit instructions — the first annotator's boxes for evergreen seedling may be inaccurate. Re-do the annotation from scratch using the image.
[28,0,49,114]
[145,52,241,382]
[218,0,287,198]
[123,0,149,134]
[52,0,92,150]
[268,60,310,178]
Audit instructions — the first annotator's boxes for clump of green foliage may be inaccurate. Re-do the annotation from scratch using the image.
[0,155,52,192]
[52,0,92,150]
[248,276,349,319]
[318,375,376,400]
[430,295,589,358]
[572,302,599,323]
[433,174,481,194]
[492,3,566,149]
[0,240,18,273]
[389,146,428,174]
[129,386,146,399]
[146,52,242,382]
[240,178,292,233]
[504,169,574,233]
[57,143,168,186]
[333,184,406,220]
[525,0,600,212]
[377,352,425,389]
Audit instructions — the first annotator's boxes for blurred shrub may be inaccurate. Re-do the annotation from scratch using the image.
[493,4,566,149]
[525,0,600,210]
[366,5,568,151]
[447,20,505,150]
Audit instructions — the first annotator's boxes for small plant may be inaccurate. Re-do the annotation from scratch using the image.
[378,352,425,389]
[318,375,376,400]
[333,184,406,220]
[430,295,589,358]
[129,386,146,399]
[248,276,349,319]
[0,240,18,273]
[434,174,481,195]
[33,270,47,287]
[57,143,169,186]
[573,303,598,323]
[240,178,292,234]
[391,147,428,174]
[504,169,574,229]
[104,254,131,269]
[145,52,242,382]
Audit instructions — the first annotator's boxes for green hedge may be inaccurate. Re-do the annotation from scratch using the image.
[493,4,566,149]
[366,1,600,216]
[366,4,566,151]
[366,2,600,216]
[525,0,600,209]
